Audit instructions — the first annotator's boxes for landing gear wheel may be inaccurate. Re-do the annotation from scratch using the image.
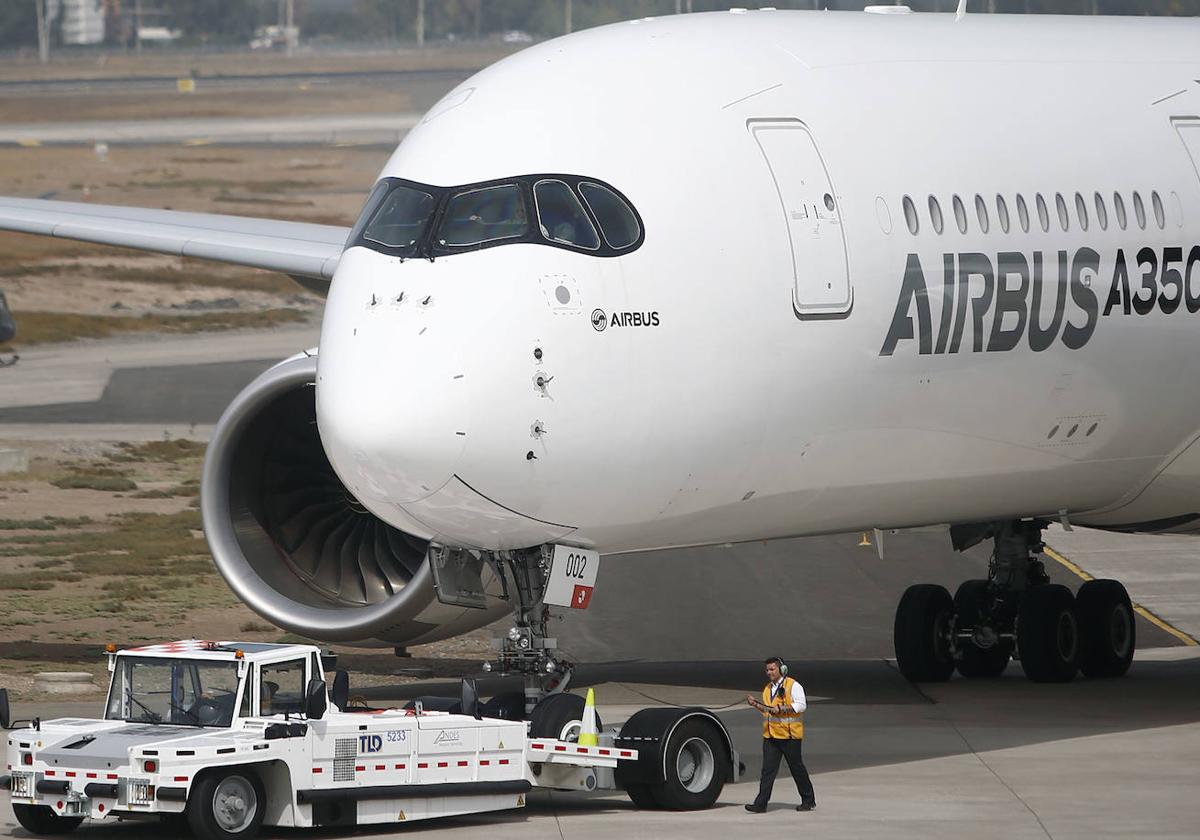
[953,579,1011,678]
[1077,579,1136,678]
[187,768,266,840]
[624,783,660,809]
[894,584,955,682]
[12,805,83,836]
[528,692,602,741]
[1017,584,1079,683]
[649,718,730,810]
[479,690,527,721]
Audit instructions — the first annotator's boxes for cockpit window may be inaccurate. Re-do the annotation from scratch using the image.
[437,184,528,247]
[360,184,435,255]
[535,179,600,250]
[346,175,643,260]
[579,182,641,250]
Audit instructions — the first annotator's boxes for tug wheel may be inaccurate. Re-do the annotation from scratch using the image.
[187,768,266,840]
[12,805,82,836]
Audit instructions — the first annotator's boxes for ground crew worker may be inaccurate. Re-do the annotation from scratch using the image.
[745,656,816,813]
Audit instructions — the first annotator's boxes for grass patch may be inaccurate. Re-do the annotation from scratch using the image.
[3,308,308,346]
[0,517,92,530]
[240,621,275,633]
[126,177,319,193]
[0,571,84,590]
[52,475,138,491]
[100,581,160,600]
[130,489,171,499]
[167,156,241,164]
[0,519,56,530]
[115,439,206,464]
[213,194,316,207]
[0,510,207,576]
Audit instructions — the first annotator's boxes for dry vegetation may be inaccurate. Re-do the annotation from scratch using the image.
[0,439,494,699]
[0,141,388,350]
[0,50,506,699]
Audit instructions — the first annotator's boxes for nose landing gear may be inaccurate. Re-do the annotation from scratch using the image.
[893,519,1136,683]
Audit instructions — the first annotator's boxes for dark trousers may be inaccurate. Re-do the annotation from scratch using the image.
[753,737,815,808]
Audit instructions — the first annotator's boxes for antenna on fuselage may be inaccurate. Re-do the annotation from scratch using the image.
[955,0,968,20]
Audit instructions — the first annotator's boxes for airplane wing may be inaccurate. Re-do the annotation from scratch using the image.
[0,196,348,281]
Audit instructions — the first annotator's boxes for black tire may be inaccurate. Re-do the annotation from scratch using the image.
[624,783,660,809]
[186,768,266,840]
[1017,584,1079,683]
[649,718,730,810]
[1077,579,1136,678]
[528,692,602,741]
[894,584,955,682]
[12,805,83,836]
[953,579,1011,678]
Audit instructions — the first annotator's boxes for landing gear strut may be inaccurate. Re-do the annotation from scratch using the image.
[480,547,574,716]
[893,519,1135,683]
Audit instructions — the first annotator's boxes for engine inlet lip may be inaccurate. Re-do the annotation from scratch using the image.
[201,353,435,642]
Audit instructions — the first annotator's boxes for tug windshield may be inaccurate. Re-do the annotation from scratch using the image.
[105,657,243,727]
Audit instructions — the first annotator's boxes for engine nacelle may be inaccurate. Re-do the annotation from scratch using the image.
[201,351,510,645]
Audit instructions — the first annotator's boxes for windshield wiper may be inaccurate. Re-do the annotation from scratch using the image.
[126,691,162,724]
[170,699,201,725]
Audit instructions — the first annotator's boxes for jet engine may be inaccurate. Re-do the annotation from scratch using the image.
[201,352,511,645]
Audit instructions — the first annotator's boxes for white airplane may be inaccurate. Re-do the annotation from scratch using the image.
[2,8,1198,693]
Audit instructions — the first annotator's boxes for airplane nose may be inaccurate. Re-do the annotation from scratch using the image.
[315,288,471,508]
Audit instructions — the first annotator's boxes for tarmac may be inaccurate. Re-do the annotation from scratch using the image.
[0,114,423,147]
[3,648,1200,839]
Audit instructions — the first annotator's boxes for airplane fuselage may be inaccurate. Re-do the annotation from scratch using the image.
[316,10,1200,554]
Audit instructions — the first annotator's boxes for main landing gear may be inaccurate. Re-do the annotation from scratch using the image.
[894,519,1136,683]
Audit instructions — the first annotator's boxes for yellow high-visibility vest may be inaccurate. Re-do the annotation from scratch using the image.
[762,677,804,739]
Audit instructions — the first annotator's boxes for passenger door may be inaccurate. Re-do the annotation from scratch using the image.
[749,119,852,317]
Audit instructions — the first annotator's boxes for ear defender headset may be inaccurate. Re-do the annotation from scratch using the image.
[773,657,789,678]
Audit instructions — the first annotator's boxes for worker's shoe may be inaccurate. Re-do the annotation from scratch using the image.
[744,804,767,813]
[796,802,817,812]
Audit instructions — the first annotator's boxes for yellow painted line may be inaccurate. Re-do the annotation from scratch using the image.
[16,139,41,147]
[1043,545,1198,646]
[183,138,213,146]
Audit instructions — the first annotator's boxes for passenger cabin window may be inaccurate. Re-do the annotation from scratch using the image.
[259,659,306,716]
[1094,193,1108,231]
[1075,193,1089,232]
[1114,192,1128,230]
[929,195,944,234]
[1133,191,1147,230]
[579,182,641,250]
[1016,194,1030,233]
[1036,194,1050,232]
[902,195,919,235]
[535,180,600,250]
[975,195,989,233]
[1152,191,1166,229]
[346,175,643,260]
[1055,193,1070,232]
[438,184,528,247]
[996,194,1010,234]
[952,195,968,234]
